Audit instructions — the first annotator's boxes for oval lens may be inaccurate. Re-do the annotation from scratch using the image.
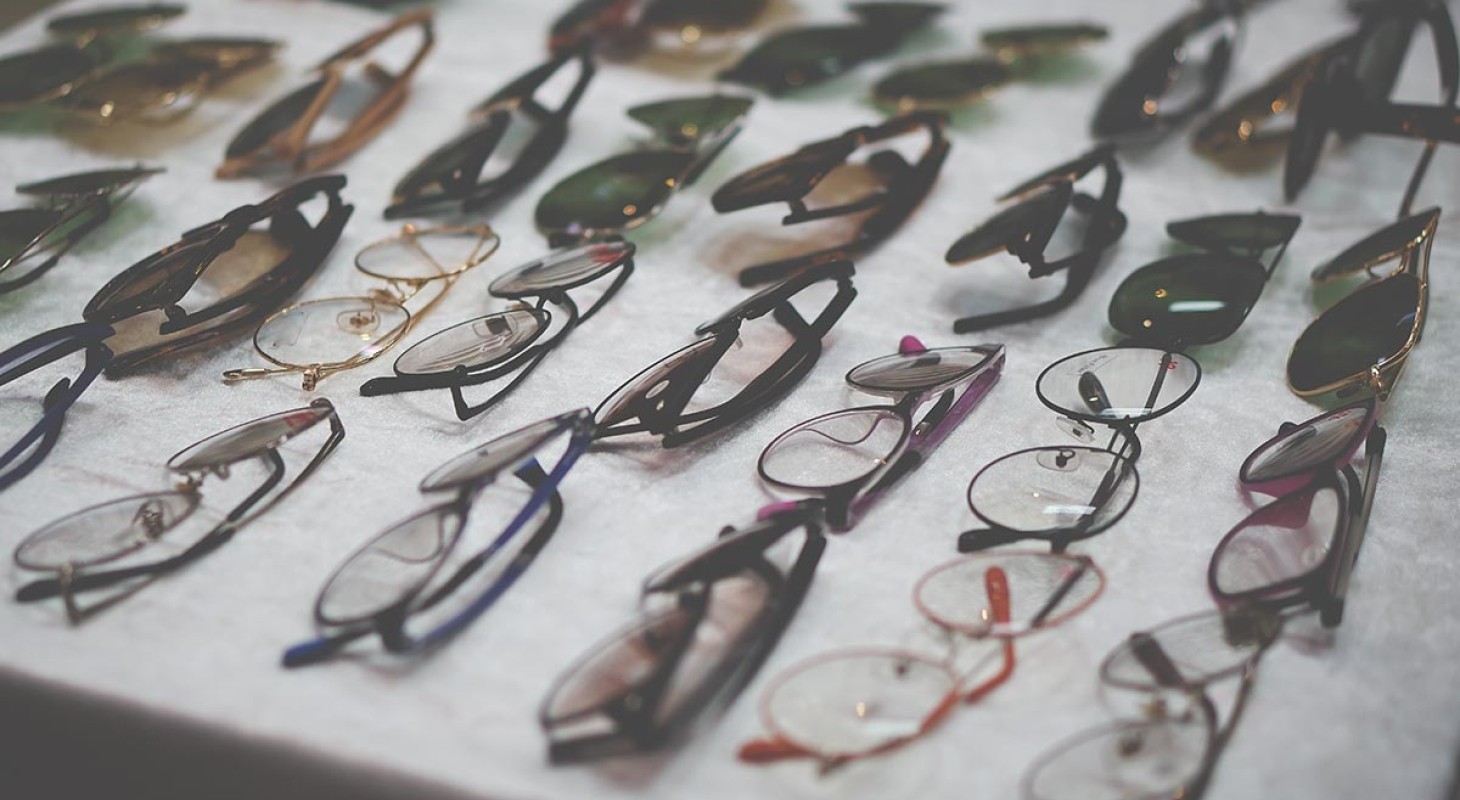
[490,240,633,297]
[1242,402,1374,486]
[711,142,851,212]
[762,651,956,758]
[543,604,695,722]
[0,209,62,266]
[594,337,719,429]
[355,226,498,282]
[1023,716,1212,800]
[394,307,547,377]
[968,447,1138,535]
[1166,212,1301,252]
[1037,347,1200,423]
[315,505,465,625]
[14,490,199,570]
[759,408,908,490]
[392,118,503,208]
[17,166,162,199]
[719,25,884,95]
[57,59,204,120]
[47,4,185,38]
[946,182,1072,264]
[255,296,410,371]
[1108,253,1269,345]
[420,413,575,492]
[223,78,327,161]
[640,0,767,35]
[981,23,1108,56]
[872,59,1010,112]
[847,346,996,394]
[0,44,100,108]
[1210,484,1342,600]
[1100,609,1280,691]
[1287,274,1419,396]
[998,147,1110,202]
[627,95,752,145]
[168,403,333,473]
[535,150,694,238]
[1311,209,1436,283]
[1282,59,1341,200]
[915,552,1105,636]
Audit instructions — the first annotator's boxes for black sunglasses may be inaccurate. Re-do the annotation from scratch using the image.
[712,111,949,286]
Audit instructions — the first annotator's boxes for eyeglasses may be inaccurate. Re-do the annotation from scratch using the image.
[46,4,186,45]
[757,338,1004,531]
[387,43,596,220]
[960,346,1201,553]
[712,112,949,287]
[535,93,752,247]
[593,256,857,448]
[282,409,594,667]
[549,0,770,54]
[359,239,635,421]
[0,165,162,294]
[217,9,434,178]
[1023,606,1282,800]
[1210,399,1387,627]
[944,145,1127,333]
[1108,210,1301,348]
[719,3,944,96]
[540,505,825,761]
[873,23,1108,113]
[1284,0,1457,215]
[222,224,500,391]
[12,399,344,623]
[739,552,1103,769]
[1286,207,1436,400]
[0,176,353,494]
[1092,1,1242,141]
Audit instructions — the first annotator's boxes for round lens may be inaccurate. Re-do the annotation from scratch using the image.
[762,650,956,759]
[315,505,465,625]
[968,447,1139,536]
[1242,402,1374,486]
[394,307,548,377]
[627,95,752,145]
[168,404,333,473]
[872,59,1010,112]
[1108,253,1269,346]
[420,413,575,492]
[490,240,633,298]
[1101,609,1280,691]
[14,490,199,571]
[1037,347,1200,423]
[915,552,1105,636]
[1311,209,1435,283]
[946,182,1071,264]
[1209,483,1342,600]
[535,150,694,238]
[1023,716,1212,800]
[1287,274,1419,396]
[595,337,719,429]
[355,226,498,282]
[847,345,996,394]
[759,408,908,490]
[255,296,411,372]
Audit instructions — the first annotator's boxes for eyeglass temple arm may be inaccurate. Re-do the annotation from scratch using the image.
[0,200,114,294]
[953,260,1098,333]
[1322,425,1386,627]
[0,331,111,494]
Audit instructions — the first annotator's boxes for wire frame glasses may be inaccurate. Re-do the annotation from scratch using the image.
[12,399,345,622]
[223,224,500,390]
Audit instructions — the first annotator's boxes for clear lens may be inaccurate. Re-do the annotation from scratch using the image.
[315,504,465,625]
[594,337,719,428]
[14,490,199,571]
[1242,403,1372,484]
[490,240,633,297]
[543,604,695,722]
[1210,485,1342,600]
[759,408,908,490]
[393,308,547,376]
[1037,347,1199,423]
[419,413,574,492]
[1023,716,1212,800]
[846,346,995,395]
[1101,610,1278,691]
[355,226,499,282]
[969,447,1137,535]
[168,403,333,473]
[255,296,409,372]
[915,552,1104,636]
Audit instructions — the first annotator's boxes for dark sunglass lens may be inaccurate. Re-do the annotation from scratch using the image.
[1210,484,1343,600]
[946,182,1070,264]
[872,59,1011,112]
[1038,347,1200,422]
[1166,212,1300,252]
[1312,209,1435,283]
[628,95,752,146]
[393,308,547,376]
[711,144,848,212]
[1283,60,1345,200]
[0,45,100,108]
[640,0,768,36]
[393,120,503,206]
[47,3,185,38]
[168,404,332,472]
[535,150,694,238]
[490,240,632,297]
[1090,46,1178,140]
[998,147,1109,202]
[1352,14,1415,102]
[18,166,161,198]
[981,23,1108,56]
[0,209,62,265]
[1243,403,1373,485]
[223,78,327,161]
[58,59,207,120]
[1109,254,1269,345]
[1288,274,1420,395]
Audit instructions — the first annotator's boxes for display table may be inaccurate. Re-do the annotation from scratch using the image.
[2,1,1458,798]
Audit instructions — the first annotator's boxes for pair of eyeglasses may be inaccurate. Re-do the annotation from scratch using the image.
[712,111,949,287]
[1092,0,1242,142]
[360,239,635,421]
[719,2,945,96]
[756,337,1004,531]
[0,176,354,494]
[222,224,500,391]
[282,409,595,667]
[549,0,769,54]
[593,256,857,448]
[217,9,434,178]
[535,93,753,247]
[873,23,1108,113]
[387,43,595,219]
[1023,606,1282,800]
[739,551,1103,771]
[12,399,344,623]
[1284,0,1457,215]
[944,145,1127,333]
[0,165,161,294]
[540,505,826,761]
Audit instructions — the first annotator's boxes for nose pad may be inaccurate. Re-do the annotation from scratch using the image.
[1056,416,1096,442]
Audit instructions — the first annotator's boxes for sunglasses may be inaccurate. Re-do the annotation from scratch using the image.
[12,399,344,623]
[944,145,1127,333]
[712,111,949,286]
[0,165,162,294]
[387,43,595,220]
[1286,207,1436,399]
[593,256,856,448]
[540,505,825,761]
[757,338,1004,531]
[1092,0,1242,142]
[0,176,353,494]
[360,239,635,421]
[719,2,944,96]
[535,93,752,247]
[217,9,434,178]
[283,409,595,667]
[873,22,1107,113]
[46,3,186,46]
[550,0,770,54]
[223,224,500,391]
[1283,0,1458,214]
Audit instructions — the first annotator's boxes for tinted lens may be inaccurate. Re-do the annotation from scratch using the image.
[224,78,327,161]
[47,4,185,38]
[1024,717,1212,800]
[847,346,996,394]
[0,44,99,107]
[17,166,162,198]
[420,413,574,492]
[535,150,695,238]
[1311,209,1435,283]
[1108,254,1269,345]
[151,37,280,78]
[1090,46,1179,140]
[355,226,498,281]
[968,447,1137,535]
[490,240,632,297]
[711,141,852,212]
[981,24,1108,55]
[998,149,1108,202]
[392,118,505,207]
[1283,60,1341,200]
[14,490,199,571]
[542,603,694,722]
[1037,347,1200,422]
[1101,610,1280,690]
[168,403,333,472]
[759,408,908,490]
[395,308,547,376]
[945,182,1071,263]
[1242,402,1373,485]
[720,25,892,94]
[0,209,62,267]
[1210,484,1343,599]
[915,552,1104,636]
[640,0,767,35]
[1287,274,1419,395]
[57,59,206,119]
[256,297,409,372]
[315,504,465,624]
[627,95,752,146]
[1166,212,1301,252]
[872,59,1011,112]
[1352,13,1415,103]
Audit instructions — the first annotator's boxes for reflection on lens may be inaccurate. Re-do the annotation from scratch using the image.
[316,505,464,624]
[1024,716,1211,800]
[0,44,100,108]
[0,209,62,267]
[543,604,694,722]
[490,240,633,297]
[969,447,1137,535]
[848,346,995,394]
[395,308,547,376]
[1108,253,1269,346]
[169,404,332,473]
[1037,347,1199,422]
[15,490,199,570]
[872,59,1011,113]
[760,408,907,490]
[535,150,695,238]
[420,413,571,492]
[1242,403,1371,484]
[355,226,498,282]
[627,95,752,145]
[256,297,410,370]
[1210,485,1341,599]
[595,337,719,428]
[1165,212,1300,252]
[1101,610,1278,690]
[916,551,1104,636]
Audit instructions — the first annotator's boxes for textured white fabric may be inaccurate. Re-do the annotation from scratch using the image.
[2,0,1459,798]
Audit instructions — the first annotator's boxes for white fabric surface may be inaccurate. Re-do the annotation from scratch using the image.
[2,0,1459,798]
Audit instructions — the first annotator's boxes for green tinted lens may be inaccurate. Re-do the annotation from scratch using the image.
[640,0,768,33]
[1090,45,1178,139]
[1166,212,1301,252]
[872,58,1010,112]
[1288,274,1420,395]
[981,23,1108,56]
[535,150,694,237]
[720,25,897,95]
[1311,209,1436,282]
[1109,253,1269,345]
[627,95,752,145]
[0,45,99,108]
